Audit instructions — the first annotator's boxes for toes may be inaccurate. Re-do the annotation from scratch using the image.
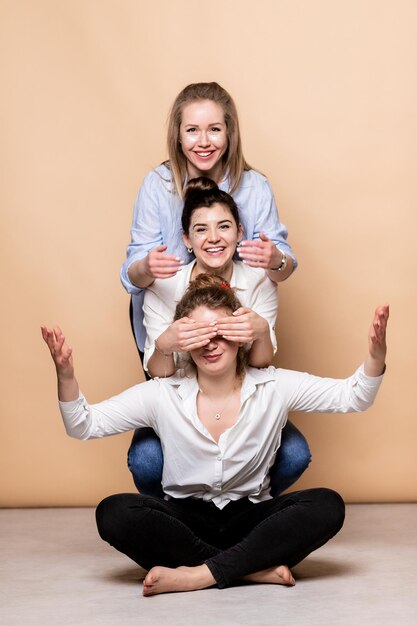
[143,585,155,597]
[144,569,159,586]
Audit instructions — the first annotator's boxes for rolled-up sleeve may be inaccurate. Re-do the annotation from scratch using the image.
[120,173,164,295]
[254,178,297,268]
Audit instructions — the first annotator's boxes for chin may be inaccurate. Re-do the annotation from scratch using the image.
[204,259,233,271]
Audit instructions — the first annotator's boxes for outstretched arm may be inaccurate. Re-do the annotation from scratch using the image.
[277,305,390,415]
[41,326,79,402]
[364,305,389,377]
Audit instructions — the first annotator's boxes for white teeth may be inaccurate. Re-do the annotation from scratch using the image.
[196,152,212,157]
[206,247,224,253]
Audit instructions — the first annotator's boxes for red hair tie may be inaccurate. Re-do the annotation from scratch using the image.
[219,281,231,289]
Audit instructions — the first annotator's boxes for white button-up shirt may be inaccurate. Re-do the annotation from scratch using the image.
[142,260,278,371]
[59,365,383,509]
[120,165,296,351]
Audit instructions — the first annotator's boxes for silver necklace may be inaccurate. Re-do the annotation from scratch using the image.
[198,387,236,420]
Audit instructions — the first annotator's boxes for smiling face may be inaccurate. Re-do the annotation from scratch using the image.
[183,203,243,279]
[188,305,240,377]
[179,100,228,182]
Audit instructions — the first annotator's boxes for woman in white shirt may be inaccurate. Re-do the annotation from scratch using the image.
[41,277,388,596]
[128,177,311,498]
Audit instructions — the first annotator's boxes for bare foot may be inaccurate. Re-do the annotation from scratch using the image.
[243,565,295,586]
[143,564,215,596]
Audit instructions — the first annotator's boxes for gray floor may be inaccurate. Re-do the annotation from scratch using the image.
[0,504,416,626]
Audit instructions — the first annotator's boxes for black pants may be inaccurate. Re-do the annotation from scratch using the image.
[96,488,345,589]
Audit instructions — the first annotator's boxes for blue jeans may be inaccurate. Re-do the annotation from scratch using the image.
[128,421,311,498]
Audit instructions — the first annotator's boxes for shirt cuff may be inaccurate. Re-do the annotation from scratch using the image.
[357,363,385,385]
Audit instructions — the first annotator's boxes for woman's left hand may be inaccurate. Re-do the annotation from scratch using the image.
[237,232,282,269]
[215,308,269,344]
[368,305,389,361]
[364,305,389,377]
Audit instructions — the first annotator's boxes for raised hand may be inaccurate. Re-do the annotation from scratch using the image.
[41,325,74,378]
[41,325,79,401]
[365,305,389,377]
[369,305,389,360]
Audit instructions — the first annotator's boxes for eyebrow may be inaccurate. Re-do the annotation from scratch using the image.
[184,122,225,127]
[192,219,233,228]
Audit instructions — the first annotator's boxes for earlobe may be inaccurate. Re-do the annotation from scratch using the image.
[183,233,192,250]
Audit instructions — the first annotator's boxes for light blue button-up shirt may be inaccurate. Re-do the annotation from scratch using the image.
[120,164,297,350]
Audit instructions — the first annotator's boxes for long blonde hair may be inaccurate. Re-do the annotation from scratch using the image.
[166,82,251,198]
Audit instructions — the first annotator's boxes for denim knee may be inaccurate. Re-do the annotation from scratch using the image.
[127,428,164,497]
[269,421,311,496]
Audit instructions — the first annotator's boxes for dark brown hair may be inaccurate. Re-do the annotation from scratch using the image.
[181,177,241,235]
[174,274,248,377]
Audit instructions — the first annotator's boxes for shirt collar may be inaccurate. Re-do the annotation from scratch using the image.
[230,261,249,292]
[164,366,276,403]
[174,261,196,302]
[240,366,276,403]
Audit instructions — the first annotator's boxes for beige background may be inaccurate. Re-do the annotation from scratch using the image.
[1,0,416,506]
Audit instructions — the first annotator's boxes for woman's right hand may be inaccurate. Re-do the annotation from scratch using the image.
[128,246,183,288]
[145,246,183,280]
[157,317,218,354]
[41,326,80,401]
[41,325,74,379]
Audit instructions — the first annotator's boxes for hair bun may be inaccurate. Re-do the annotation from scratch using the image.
[187,273,230,293]
[184,177,218,201]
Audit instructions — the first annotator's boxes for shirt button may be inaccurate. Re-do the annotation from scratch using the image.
[217,455,222,461]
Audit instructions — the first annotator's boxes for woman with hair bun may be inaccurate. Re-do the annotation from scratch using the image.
[121,81,296,362]
[41,283,388,596]
[128,176,311,498]
[143,176,278,378]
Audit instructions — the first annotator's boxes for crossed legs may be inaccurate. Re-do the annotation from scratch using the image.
[96,488,344,596]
